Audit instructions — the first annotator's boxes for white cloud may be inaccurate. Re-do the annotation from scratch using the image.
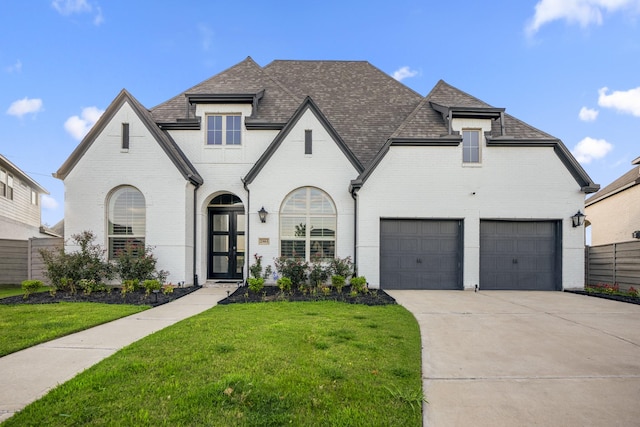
[197,23,213,51]
[52,0,91,15]
[93,6,104,25]
[392,66,419,81]
[6,97,44,118]
[41,195,59,210]
[598,86,640,117]
[52,0,103,25]
[578,106,599,121]
[572,136,613,163]
[526,0,640,35]
[64,106,104,140]
[5,59,22,73]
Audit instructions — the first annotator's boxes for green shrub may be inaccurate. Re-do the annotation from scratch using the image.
[113,242,168,283]
[121,279,139,297]
[248,277,265,293]
[77,279,106,295]
[21,280,43,299]
[309,258,330,287]
[329,256,353,279]
[143,279,162,295]
[162,284,175,295]
[57,277,76,294]
[274,257,309,286]
[331,275,346,293]
[277,277,292,293]
[39,231,113,287]
[350,276,368,294]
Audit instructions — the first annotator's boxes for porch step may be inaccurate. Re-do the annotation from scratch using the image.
[203,280,244,288]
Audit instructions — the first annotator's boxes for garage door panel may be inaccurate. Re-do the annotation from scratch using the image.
[381,219,462,290]
[480,220,559,291]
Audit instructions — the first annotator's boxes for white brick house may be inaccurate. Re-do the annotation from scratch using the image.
[55,57,598,290]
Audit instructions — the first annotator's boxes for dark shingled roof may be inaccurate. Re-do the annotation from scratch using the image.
[586,162,640,206]
[138,57,594,192]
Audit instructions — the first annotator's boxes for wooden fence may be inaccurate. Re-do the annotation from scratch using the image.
[0,237,63,285]
[585,240,640,290]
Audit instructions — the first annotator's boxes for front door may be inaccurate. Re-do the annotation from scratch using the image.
[208,207,245,280]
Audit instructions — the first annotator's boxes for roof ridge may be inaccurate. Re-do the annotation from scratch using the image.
[432,79,493,107]
[150,56,259,111]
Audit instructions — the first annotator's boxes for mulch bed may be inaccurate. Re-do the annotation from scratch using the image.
[0,286,202,307]
[218,285,396,306]
[565,289,640,306]
[1,285,396,307]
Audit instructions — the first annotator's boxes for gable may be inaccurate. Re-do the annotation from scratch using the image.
[55,89,202,186]
[586,162,640,206]
[355,79,599,194]
[243,97,362,185]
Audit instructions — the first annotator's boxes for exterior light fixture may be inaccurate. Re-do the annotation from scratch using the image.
[571,210,585,227]
[258,206,268,223]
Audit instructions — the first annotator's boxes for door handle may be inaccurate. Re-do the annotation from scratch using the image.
[416,258,422,264]
[512,258,518,264]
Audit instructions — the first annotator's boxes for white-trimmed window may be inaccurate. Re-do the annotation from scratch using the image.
[462,130,481,163]
[107,186,145,258]
[31,189,38,205]
[0,168,6,198]
[280,187,336,261]
[6,173,13,200]
[206,114,242,145]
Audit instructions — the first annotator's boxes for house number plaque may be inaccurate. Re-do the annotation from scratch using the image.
[258,238,270,245]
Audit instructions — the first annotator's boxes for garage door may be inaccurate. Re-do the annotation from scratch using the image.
[380,219,462,290]
[480,220,560,291]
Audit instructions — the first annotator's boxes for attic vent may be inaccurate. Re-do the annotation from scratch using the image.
[305,130,312,154]
[122,123,130,150]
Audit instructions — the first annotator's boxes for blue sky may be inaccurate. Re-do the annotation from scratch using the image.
[2,0,639,227]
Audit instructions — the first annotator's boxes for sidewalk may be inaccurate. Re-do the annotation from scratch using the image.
[0,286,228,423]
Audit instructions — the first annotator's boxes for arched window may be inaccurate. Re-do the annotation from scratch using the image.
[280,187,335,261]
[107,186,145,259]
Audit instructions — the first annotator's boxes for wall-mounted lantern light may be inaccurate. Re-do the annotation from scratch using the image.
[258,206,268,223]
[571,210,585,227]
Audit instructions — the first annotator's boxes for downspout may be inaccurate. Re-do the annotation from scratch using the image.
[192,180,201,287]
[242,178,250,285]
[350,188,358,276]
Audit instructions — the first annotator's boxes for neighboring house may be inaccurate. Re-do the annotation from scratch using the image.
[585,156,640,246]
[54,57,598,290]
[0,154,51,240]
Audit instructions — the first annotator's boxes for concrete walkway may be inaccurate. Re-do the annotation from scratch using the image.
[388,290,640,427]
[0,286,228,423]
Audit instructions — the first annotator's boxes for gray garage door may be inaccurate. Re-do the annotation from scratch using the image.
[480,220,560,291]
[380,219,462,290]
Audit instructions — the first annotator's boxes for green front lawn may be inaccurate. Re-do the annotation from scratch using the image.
[4,301,423,426]
[0,302,149,356]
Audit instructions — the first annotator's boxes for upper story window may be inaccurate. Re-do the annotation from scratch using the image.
[280,187,336,261]
[207,114,242,146]
[0,168,6,198]
[0,170,14,200]
[31,189,38,205]
[462,130,480,163]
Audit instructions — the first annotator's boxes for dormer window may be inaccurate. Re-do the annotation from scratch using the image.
[207,114,242,146]
[462,130,480,163]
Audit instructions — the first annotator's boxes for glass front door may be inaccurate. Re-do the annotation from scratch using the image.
[208,208,245,280]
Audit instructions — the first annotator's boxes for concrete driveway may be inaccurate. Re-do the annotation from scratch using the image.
[387,290,640,427]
